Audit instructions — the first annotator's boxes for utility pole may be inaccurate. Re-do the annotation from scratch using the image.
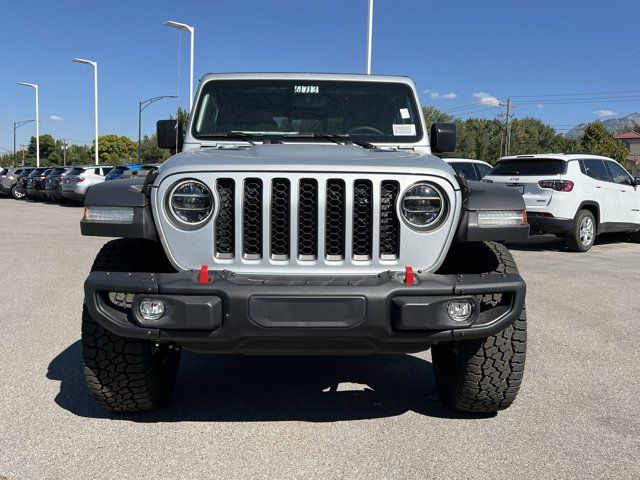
[20,144,27,166]
[499,97,515,156]
[61,139,68,166]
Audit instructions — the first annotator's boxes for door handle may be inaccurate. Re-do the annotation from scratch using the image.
[595,186,602,189]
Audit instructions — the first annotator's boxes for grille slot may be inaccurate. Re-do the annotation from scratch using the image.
[215,179,235,258]
[270,179,290,259]
[380,181,400,259]
[298,179,318,260]
[243,178,263,259]
[352,180,373,260]
[325,179,346,260]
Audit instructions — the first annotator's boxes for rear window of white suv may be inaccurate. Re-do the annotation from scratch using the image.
[490,159,567,176]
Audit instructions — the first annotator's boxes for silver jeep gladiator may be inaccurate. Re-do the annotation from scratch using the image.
[80,73,529,413]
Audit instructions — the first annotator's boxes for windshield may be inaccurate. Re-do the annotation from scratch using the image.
[67,168,85,176]
[490,159,567,176]
[192,79,423,143]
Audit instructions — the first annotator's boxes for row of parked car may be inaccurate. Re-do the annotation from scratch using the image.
[447,154,640,252]
[0,163,158,204]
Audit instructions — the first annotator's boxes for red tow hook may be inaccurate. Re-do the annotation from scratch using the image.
[404,266,415,285]
[198,264,210,284]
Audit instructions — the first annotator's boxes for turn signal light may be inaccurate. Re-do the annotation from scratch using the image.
[538,180,574,192]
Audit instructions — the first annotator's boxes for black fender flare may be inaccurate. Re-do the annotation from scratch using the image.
[80,177,159,240]
[454,180,529,242]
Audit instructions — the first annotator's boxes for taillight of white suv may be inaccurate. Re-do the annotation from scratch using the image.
[537,180,574,192]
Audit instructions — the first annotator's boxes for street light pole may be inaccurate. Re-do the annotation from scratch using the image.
[13,120,35,167]
[138,95,177,162]
[366,0,374,74]
[73,58,99,165]
[17,83,39,166]
[164,20,195,112]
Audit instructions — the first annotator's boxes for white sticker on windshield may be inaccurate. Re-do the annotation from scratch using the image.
[399,108,410,119]
[294,85,319,94]
[393,124,416,136]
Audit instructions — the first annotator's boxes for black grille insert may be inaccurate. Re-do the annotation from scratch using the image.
[215,179,235,258]
[380,181,400,259]
[352,180,373,259]
[270,179,290,259]
[325,179,346,260]
[243,178,262,258]
[298,179,318,260]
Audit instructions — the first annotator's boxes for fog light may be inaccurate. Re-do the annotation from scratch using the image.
[447,299,473,322]
[139,298,165,321]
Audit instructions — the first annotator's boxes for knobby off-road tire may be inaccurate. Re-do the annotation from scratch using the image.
[566,209,595,252]
[82,238,180,412]
[433,241,527,413]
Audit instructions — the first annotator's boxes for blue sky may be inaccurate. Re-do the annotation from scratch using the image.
[1,0,640,153]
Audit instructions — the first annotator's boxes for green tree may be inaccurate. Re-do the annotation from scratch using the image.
[140,134,171,163]
[579,121,629,165]
[27,134,57,165]
[91,134,137,165]
[422,106,454,128]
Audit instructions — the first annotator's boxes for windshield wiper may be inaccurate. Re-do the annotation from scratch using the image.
[198,131,378,149]
[286,133,378,150]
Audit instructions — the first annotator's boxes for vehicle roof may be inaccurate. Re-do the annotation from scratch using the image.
[497,153,615,162]
[199,72,415,84]
[445,158,492,165]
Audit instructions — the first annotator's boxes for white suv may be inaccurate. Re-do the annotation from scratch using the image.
[484,153,640,252]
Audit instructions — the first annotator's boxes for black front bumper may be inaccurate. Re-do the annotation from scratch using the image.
[85,269,526,354]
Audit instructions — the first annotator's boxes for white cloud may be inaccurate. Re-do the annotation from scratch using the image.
[49,115,63,122]
[430,91,458,99]
[473,92,501,106]
[536,104,544,109]
[593,109,617,117]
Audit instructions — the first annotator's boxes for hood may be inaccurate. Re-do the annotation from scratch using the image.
[157,144,458,182]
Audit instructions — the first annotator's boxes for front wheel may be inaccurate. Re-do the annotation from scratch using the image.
[566,209,595,252]
[433,241,527,413]
[11,185,24,200]
[82,238,180,412]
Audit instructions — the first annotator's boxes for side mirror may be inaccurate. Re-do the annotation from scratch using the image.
[430,123,457,153]
[156,119,184,152]
[634,176,640,186]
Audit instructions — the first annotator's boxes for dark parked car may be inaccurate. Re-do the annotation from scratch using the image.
[26,168,53,200]
[14,168,37,199]
[105,164,142,181]
[44,167,69,202]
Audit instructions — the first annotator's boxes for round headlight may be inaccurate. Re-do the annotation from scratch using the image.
[401,182,446,230]
[168,180,213,227]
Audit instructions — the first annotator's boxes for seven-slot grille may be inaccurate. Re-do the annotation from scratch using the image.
[213,177,401,262]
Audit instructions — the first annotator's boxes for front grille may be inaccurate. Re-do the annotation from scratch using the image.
[298,179,318,260]
[215,179,235,258]
[211,176,406,265]
[242,179,262,258]
[379,181,400,259]
[270,179,290,259]
[352,180,373,260]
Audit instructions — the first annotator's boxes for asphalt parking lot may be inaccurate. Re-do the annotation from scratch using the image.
[1,197,639,480]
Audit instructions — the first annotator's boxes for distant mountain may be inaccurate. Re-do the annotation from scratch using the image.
[565,113,640,138]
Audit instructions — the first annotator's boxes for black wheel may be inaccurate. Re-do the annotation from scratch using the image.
[11,185,24,200]
[82,238,179,412]
[566,209,595,252]
[433,241,527,413]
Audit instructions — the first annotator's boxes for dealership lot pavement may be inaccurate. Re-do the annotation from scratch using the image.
[1,197,639,480]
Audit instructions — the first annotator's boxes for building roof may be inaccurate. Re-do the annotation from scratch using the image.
[614,132,640,139]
